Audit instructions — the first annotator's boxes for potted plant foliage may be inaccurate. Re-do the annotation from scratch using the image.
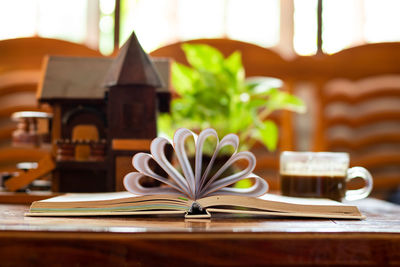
[158,43,306,154]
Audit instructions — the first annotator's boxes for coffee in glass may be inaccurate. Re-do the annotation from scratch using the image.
[280,152,373,201]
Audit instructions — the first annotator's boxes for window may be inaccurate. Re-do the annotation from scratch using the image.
[293,0,318,55]
[322,0,400,54]
[99,0,115,54]
[1,0,400,56]
[0,0,94,47]
[119,0,280,52]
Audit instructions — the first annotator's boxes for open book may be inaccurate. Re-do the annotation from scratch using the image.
[27,128,363,219]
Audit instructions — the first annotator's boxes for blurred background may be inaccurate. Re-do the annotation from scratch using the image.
[1,0,399,202]
[1,0,400,56]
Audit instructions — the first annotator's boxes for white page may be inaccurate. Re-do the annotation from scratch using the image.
[123,127,270,200]
[39,192,136,202]
[259,193,345,206]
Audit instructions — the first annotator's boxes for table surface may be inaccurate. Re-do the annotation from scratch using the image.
[1,198,400,266]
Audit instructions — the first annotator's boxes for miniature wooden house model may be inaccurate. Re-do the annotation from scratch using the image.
[37,32,170,192]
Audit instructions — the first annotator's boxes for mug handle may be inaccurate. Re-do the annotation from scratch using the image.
[345,167,373,201]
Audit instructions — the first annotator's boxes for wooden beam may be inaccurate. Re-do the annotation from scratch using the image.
[317,0,323,54]
[112,139,152,151]
[114,0,121,52]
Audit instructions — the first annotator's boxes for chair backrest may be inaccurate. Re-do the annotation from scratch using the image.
[150,38,290,78]
[0,37,102,147]
[150,38,295,189]
[307,43,400,198]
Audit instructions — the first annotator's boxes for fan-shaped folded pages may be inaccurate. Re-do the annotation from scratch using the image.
[124,128,269,200]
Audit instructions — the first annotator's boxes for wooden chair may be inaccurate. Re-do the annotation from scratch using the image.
[307,43,400,199]
[150,38,296,189]
[0,37,102,147]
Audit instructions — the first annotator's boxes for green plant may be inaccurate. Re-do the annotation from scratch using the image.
[158,43,305,154]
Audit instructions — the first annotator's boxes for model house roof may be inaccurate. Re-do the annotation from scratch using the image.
[37,56,111,101]
[104,32,163,88]
[37,56,170,102]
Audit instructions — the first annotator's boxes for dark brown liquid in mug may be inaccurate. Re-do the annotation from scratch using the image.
[280,174,346,202]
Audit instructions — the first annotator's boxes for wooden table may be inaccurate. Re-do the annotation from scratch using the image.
[0,198,399,266]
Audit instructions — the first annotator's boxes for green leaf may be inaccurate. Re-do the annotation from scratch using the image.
[268,90,306,113]
[224,51,245,81]
[171,62,198,95]
[159,43,308,153]
[283,94,306,113]
[247,98,267,109]
[256,120,278,151]
[245,77,282,94]
[157,113,174,139]
[234,178,253,189]
[182,43,224,72]
[197,69,219,90]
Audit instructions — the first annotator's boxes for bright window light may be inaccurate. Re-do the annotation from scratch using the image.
[226,0,280,47]
[322,0,364,54]
[177,0,225,40]
[120,0,177,52]
[293,0,318,56]
[99,0,115,55]
[120,0,280,52]
[0,0,37,39]
[0,0,88,44]
[364,0,400,43]
[37,0,87,43]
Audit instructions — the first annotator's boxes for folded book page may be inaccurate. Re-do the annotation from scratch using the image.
[124,128,269,200]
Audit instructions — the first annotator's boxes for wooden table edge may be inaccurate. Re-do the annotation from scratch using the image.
[1,230,399,240]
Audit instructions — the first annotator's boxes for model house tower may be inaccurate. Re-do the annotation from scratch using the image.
[104,32,163,191]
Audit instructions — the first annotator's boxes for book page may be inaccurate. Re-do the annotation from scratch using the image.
[123,127,269,201]
[173,128,197,196]
[197,130,239,192]
[39,191,136,202]
[205,208,363,219]
[259,194,345,206]
[32,192,191,208]
[28,192,193,216]
[194,128,219,196]
[26,210,187,217]
[200,151,256,196]
[197,194,361,216]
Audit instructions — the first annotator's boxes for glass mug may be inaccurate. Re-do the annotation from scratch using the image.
[280,152,373,201]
